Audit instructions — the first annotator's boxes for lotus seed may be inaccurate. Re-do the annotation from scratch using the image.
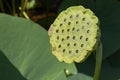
[80,36,83,39]
[69,50,72,54]
[76,14,79,18]
[67,43,70,46]
[76,21,79,24]
[68,22,71,25]
[73,36,75,40]
[57,36,59,40]
[63,49,65,53]
[61,38,64,41]
[64,18,67,22]
[67,36,70,39]
[76,50,79,53]
[87,30,90,33]
[81,44,84,47]
[67,29,70,32]
[86,38,88,41]
[72,27,75,31]
[82,18,86,21]
[58,45,61,48]
[60,24,63,26]
[62,29,64,33]
[77,29,80,32]
[74,43,77,46]
[70,15,73,18]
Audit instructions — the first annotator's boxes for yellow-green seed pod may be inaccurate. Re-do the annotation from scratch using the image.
[48,6,100,63]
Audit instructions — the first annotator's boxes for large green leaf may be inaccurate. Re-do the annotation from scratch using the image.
[67,73,92,80]
[58,0,120,60]
[0,13,77,80]
[72,56,120,80]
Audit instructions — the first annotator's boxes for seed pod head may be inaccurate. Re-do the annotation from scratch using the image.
[48,6,100,63]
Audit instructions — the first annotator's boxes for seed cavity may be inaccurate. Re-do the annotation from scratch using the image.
[57,36,59,40]
[87,30,90,33]
[58,45,61,48]
[73,36,76,40]
[67,43,70,46]
[67,29,70,32]
[63,49,65,53]
[80,36,83,39]
[82,26,84,29]
[64,18,67,22]
[76,21,79,24]
[70,15,73,18]
[62,29,64,33]
[67,36,70,39]
[74,43,77,46]
[68,22,71,25]
[87,22,90,25]
[82,18,86,21]
[60,24,63,26]
[86,38,88,41]
[56,29,59,33]
[61,38,64,41]
[76,14,79,18]
[81,44,84,47]
[69,50,72,54]
[77,29,80,32]
[72,27,75,31]
[76,50,79,53]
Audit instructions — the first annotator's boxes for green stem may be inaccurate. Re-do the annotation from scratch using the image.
[20,0,24,16]
[12,0,16,15]
[93,42,102,80]
[0,0,5,12]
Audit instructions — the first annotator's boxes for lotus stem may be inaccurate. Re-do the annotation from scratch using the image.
[94,42,102,80]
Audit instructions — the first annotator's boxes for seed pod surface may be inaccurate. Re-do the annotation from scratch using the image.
[48,6,100,63]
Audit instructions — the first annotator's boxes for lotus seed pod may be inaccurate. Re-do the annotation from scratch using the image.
[48,6,100,63]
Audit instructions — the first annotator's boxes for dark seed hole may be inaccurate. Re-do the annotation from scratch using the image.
[70,15,73,18]
[68,22,71,25]
[62,38,64,41]
[62,29,64,33]
[67,36,70,39]
[56,29,59,33]
[76,14,79,18]
[87,22,90,25]
[76,50,79,53]
[60,24,63,26]
[82,18,86,21]
[58,45,61,48]
[77,29,80,32]
[76,21,79,24]
[72,27,75,31]
[69,50,72,54]
[63,49,65,53]
[67,29,70,32]
[57,36,59,40]
[67,43,70,46]
[74,43,77,46]
[86,38,88,41]
[73,36,75,40]
[82,26,84,29]
[87,30,90,33]
[81,44,84,47]
[64,18,67,22]
[80,36,83,39]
